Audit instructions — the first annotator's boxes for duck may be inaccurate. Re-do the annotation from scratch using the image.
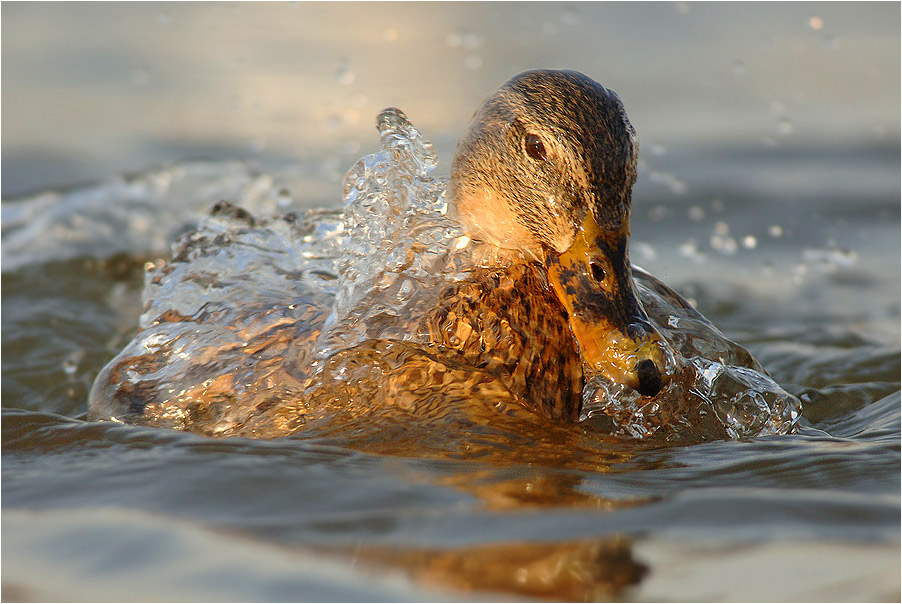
[89,70,791,440]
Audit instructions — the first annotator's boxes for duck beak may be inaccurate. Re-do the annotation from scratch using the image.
[546,212,669,397]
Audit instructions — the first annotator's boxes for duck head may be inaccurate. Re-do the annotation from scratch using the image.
[450,69,671,397]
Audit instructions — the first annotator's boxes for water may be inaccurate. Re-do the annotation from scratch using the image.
[3,4,900,601]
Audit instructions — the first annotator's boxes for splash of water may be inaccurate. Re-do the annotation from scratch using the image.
[88,108,800,441]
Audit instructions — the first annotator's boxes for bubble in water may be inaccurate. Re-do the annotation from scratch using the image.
[742,235,757,249]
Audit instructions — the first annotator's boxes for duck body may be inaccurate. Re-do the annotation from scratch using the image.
[89,71,800,440]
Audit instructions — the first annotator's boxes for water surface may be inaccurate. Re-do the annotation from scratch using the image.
[3,3,899,601]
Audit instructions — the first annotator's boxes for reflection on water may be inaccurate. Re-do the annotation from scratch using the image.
[347,538,647,601]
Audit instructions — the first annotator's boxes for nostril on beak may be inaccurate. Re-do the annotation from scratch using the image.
[635,359,663,397]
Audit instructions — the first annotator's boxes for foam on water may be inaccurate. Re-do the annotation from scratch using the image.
[87,108,800,441]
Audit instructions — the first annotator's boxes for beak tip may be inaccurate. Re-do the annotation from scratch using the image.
[634,358,664,397]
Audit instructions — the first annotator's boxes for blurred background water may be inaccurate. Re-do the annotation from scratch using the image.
[2,2,900,601]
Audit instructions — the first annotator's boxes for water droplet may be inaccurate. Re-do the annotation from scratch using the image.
[62,350,84,377]
[561,6,579,26]
[632,241,657,262]
[776,118,793,136]
[326,115,342,131]
[679,239,706,263]
[277,188,292,209]
[460,32,482,50]
[809,16,824,30]
[343,109,360,125]
[802,247,858,269]
[648,170,687,195]
[542,21,559,36]
[710,235,738,255]
[742,235,757,249]
[132,66,151,87]
[648,205,671,221]
[768,225,784,238]
[335,63,355,85]
[713,221,730,236]
[340,139,361,155]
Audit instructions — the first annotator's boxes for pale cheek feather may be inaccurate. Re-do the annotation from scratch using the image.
[454,184,544,261]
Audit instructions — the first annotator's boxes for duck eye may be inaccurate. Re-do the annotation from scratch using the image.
[589,261,606,283]
[525,134,547,161]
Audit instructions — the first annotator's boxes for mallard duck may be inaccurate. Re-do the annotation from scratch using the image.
[89,70,795,440]
[449,69,669,400]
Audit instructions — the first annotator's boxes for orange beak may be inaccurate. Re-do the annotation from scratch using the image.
[546,212,669,396]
